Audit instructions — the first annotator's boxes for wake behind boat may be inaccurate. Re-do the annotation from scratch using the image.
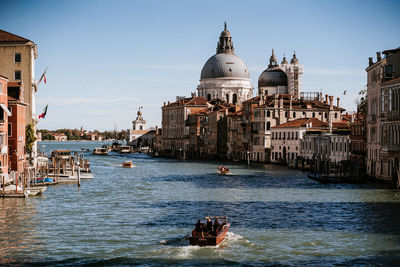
[189,216,230,246]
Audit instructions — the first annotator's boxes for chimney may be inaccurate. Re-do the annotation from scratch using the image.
[369,57,373,66]
[289,95,293,111]
[164,102,166,106]
[377,52,381,61]
[168,101,170,105]
[329,96,334,110]
[319,92,323,102]
[279,97,283,108]
[337,97,340,108]
[325,94,328,104]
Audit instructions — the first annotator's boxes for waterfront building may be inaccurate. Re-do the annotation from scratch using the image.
[7,81,28,176]
[53,133,67,141]
[366,47,400,185]
[271,118,328,163]
[249,93,345,162]
[0,30,38,125]
[127,107,153,147]
[258,50,303,99]
[350,113,367,170]
[197,23,253,105]
[161,96,208,158]
[226,109,244,161]
[0,75,10,176]
[301,129,351,164]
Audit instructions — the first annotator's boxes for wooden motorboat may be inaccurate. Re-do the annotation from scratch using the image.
[122,161,134,168]
[119,145,131,154]
[189,216,230,246]
[217,166,230,175]
[93,147,109,155]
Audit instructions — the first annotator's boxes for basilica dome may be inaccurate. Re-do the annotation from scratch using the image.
[200,53,250,79]
[258,67,288,87]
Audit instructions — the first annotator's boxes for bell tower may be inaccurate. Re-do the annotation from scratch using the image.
[132,106,146,131]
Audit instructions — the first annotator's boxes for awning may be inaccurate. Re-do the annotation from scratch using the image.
[0,103,11,116]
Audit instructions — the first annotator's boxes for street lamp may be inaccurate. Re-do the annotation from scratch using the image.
[247,150,250,165]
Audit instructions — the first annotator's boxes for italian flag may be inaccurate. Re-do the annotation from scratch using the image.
[39,104,48,119]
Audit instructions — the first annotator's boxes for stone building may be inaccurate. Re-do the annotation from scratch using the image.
[197,23,253,105]
[366,47,400,185]
[161,96,208,158]
[271,118,328,163]
[0,30,38,125]
[127,107,153,147]
[249,93,345,162]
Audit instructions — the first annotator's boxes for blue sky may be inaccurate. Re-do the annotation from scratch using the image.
[1,0,399,131]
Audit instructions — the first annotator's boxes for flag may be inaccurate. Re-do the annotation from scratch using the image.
[39,104,48,119]
[38,67,48,84]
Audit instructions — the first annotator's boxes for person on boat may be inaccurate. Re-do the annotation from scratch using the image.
[214,218,221,233]
[195,220,203,233]
[206,218,213,233]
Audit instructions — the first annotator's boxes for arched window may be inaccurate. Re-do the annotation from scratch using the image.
[312,112,315,118]
[267,121,271,130]
[233,94,237,105]
[207,94,211,101]
[335,112,338,119]
[285,111,288,117]
[267,110,271,117]
[226,94,229,103]
[293,112,296,118]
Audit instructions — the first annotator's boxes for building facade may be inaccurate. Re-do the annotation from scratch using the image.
[366,47,400,185]
[0,75,10,176]
[7,81,27,176]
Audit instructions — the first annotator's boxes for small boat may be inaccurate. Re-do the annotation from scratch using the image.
[217,166,230,175]
[93,147,109,155]
[119,145,131,154]
[122,161,134,168]
[189,216,230,246]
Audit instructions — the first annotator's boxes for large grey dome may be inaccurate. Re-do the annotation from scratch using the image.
[201,53,250,79]
[258,67,288,87]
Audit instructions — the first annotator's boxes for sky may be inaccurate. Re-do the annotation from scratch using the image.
[1,0,399,131]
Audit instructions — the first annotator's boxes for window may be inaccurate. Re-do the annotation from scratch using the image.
[233,94,237,105]
[335,112,338,119]
[15,70,21,80]
[293,112,296,118]
[0,108,3,122]
[312,112,315,118]
[207,94,211,101]
[15,53,21,63]
[8,123,11,137]
[226,94,229,103]
[264,90,268,95]
[267,121,271,130]
[267,110,271,117]
[285,111,288,117]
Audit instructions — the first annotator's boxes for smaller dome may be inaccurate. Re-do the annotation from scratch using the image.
[258,67,288,87]
[281,56,288,64]
[290,52,299,64]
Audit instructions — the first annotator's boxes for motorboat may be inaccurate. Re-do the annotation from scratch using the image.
[217,166,230,175]
[189,217,230,246]
[93,147,109,155]
[122,161,134,168]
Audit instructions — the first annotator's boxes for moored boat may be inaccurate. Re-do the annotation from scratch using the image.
[122,161,134,168]
[189,216,230,246]
[119,145,131,154]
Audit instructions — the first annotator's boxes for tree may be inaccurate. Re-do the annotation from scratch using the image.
[356,88,367,115]
[26,124,37,153]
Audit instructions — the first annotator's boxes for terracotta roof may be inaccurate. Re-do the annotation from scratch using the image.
[272,118,328,129]
[242,96,261,103]
[332,121,350,129]
[0,29,31,43]
[185,96,208,106]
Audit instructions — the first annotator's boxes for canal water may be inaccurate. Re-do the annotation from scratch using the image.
[1,141,400,266]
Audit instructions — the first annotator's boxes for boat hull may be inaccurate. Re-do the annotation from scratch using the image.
[189,223,230,246]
